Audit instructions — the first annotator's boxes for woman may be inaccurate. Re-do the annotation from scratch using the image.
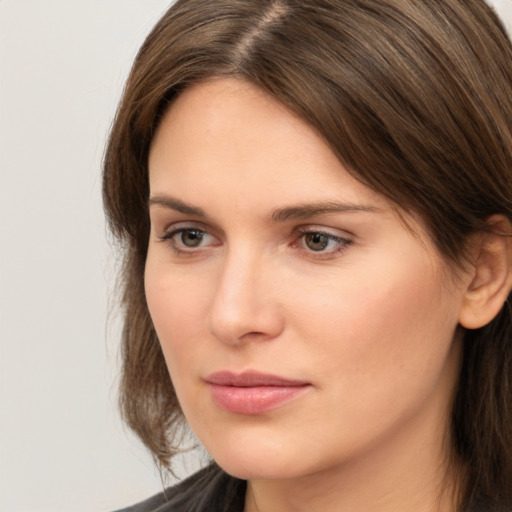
[104,1,512,510]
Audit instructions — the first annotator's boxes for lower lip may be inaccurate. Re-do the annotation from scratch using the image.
[208,384,310,415]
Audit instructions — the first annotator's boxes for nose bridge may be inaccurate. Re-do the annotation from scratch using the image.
[206,244,282,344]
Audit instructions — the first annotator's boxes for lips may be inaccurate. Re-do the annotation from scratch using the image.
[205,371,311,415]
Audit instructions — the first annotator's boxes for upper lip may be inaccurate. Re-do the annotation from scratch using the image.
[205,370,310,387]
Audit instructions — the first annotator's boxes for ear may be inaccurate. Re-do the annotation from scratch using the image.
[459,215,512,330]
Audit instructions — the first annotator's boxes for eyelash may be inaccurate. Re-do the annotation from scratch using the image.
[158,227,218,255]
[158,226,353,258]
[293,227,353,258]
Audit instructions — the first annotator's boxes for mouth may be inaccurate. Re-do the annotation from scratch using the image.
[205,370,312,415]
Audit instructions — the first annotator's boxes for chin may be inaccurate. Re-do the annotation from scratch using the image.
[204,438,314,481]
[217,457,301,481]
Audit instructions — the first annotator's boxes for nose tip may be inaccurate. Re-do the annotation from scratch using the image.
[206,257,284,346]
[207,305,281,345]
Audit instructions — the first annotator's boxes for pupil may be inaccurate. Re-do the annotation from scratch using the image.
[306,233,328,251]
[181,230,203,247]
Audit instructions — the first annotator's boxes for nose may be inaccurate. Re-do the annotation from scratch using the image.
[206,249,285,346]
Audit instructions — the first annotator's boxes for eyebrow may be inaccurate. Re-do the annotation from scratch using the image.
[271,201,380,222]
[148,195,380,221]
[148,195,207,217]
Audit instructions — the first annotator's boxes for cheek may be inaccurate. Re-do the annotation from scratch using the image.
[144,259,212,369]
[289,255,460,395]
[144,267,214,421]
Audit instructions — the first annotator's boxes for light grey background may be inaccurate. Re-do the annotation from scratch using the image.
[0,2,179,511]
[1,1,511,511]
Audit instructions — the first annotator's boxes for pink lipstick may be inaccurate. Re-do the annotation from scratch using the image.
[205,371,311,415]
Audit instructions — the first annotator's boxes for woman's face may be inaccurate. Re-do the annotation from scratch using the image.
[146,78,468,481]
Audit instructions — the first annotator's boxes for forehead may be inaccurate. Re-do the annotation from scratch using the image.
[148,78,386,211]
[151,78,322,176]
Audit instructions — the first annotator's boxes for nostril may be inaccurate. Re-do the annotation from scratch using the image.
[241,331,267,340]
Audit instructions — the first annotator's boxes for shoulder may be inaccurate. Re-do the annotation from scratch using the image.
[113,464,246,512]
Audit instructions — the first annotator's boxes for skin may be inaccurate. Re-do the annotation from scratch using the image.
[145,78,473,512]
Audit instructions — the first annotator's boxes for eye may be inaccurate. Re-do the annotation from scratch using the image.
[177,229,206,248]
[294,228,352,256]
[303,232,334,251]
[158,226,219,254]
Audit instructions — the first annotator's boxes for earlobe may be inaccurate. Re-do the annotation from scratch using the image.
[459,215,512,330]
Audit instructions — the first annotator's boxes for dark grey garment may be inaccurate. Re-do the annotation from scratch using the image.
[113,464,246,512]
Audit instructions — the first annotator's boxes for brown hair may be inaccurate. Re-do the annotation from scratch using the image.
[103,1,512,509]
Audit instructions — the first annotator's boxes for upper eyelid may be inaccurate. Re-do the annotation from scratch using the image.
[294,224,355,239]
[161,225,212,241]
[158,220,214,236]
[295,229,353,245]
[155,220,355,243]
[160,226,203,239]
